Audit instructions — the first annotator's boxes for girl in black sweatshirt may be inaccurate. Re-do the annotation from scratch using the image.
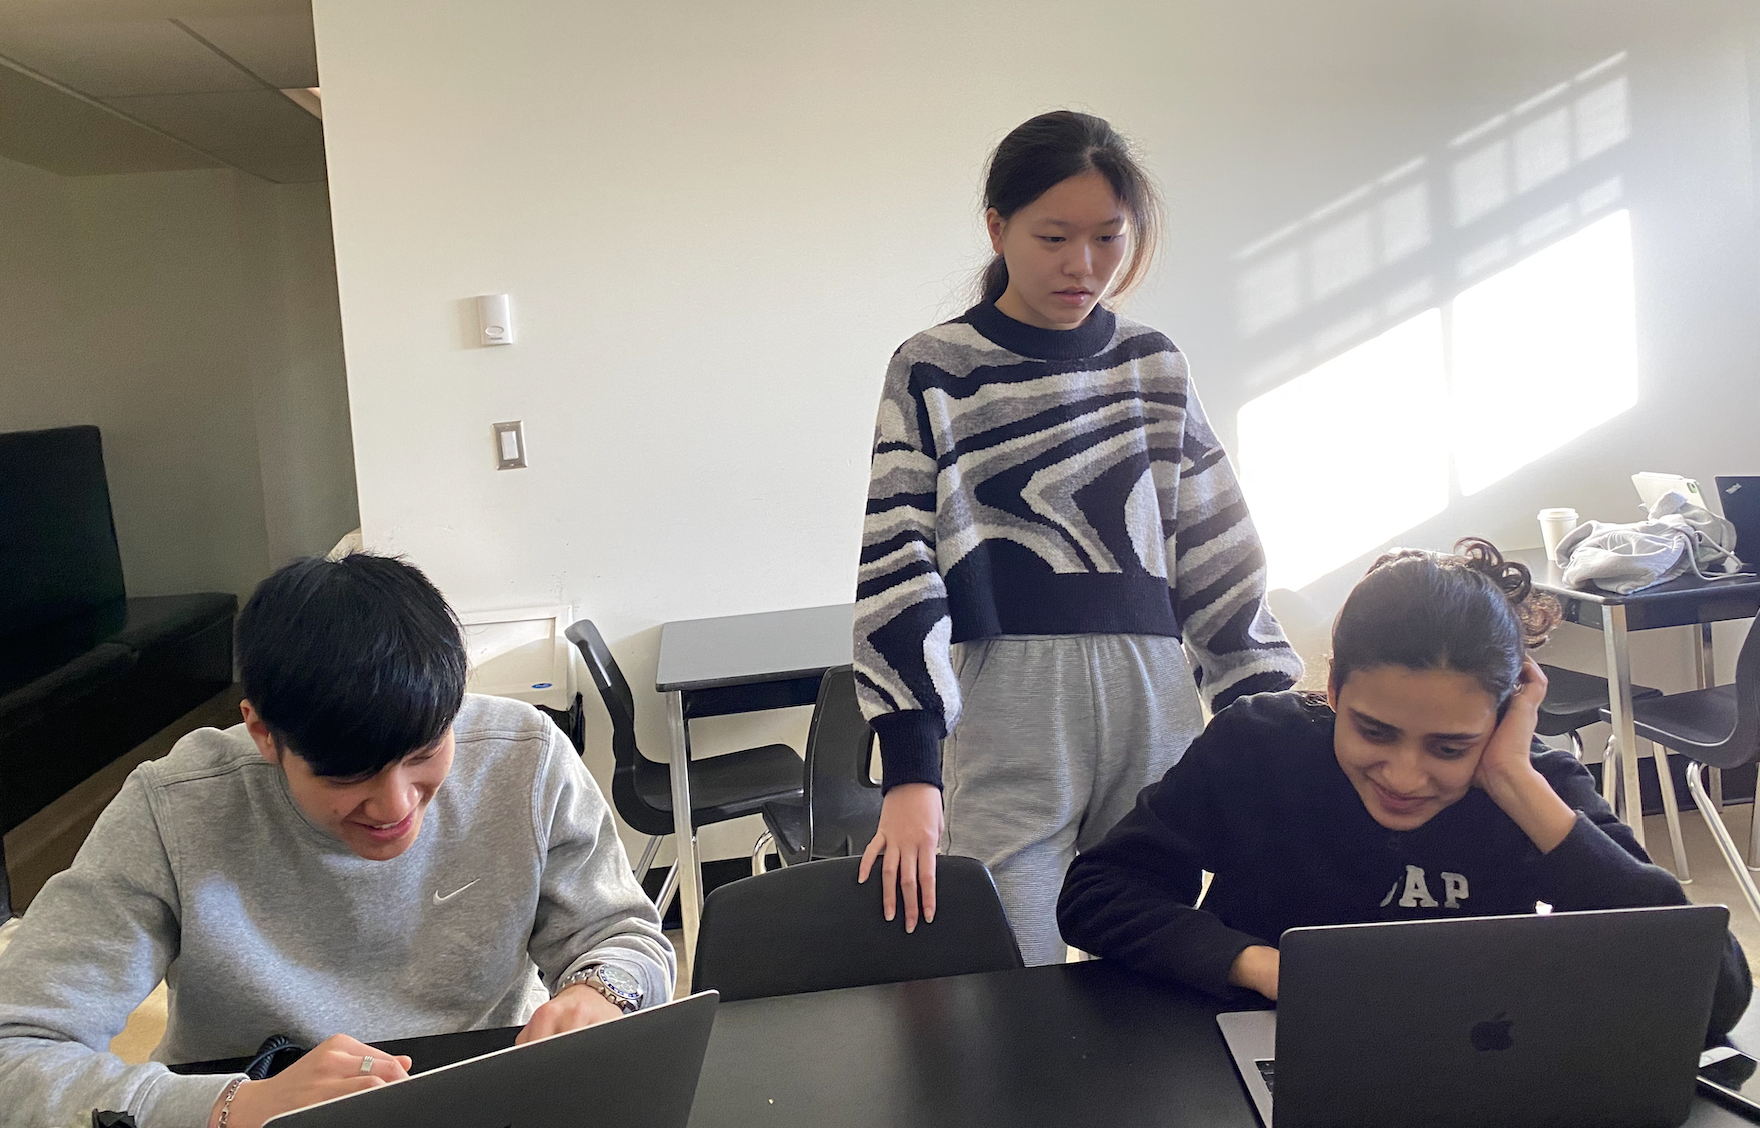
[1057,538,1751,1040]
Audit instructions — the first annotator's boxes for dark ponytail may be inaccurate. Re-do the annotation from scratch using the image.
[978,111,1162,305]
[1329,537,1561,707]
[980,253,1012,309]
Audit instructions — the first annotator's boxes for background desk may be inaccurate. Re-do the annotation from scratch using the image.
[1513,548,1760,871]
[292,961,1747,1128]
[654,603,855,970]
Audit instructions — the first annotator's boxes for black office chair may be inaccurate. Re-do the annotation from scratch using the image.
[1602,618,1760,923]
[751,666,882,874]
[1536,664,1685,877]
[1537,663,1663,759]
[692,855,1024,1002]
[564,620,804,915]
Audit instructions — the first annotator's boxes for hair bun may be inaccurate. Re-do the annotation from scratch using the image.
[1454,536,1558,649]
[1455,537,1529,602]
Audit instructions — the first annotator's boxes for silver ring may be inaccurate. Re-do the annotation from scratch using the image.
[359,1055,374,1075]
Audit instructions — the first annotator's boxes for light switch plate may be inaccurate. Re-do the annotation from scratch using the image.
[492,421,527,469]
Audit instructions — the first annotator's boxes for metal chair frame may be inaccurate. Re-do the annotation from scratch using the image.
[1611,620,1760,923]
[1538,663,1687,880]
[751,666,880,876]
[565,620,802,918]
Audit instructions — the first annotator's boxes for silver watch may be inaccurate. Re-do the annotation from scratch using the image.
[559,962,641,1013]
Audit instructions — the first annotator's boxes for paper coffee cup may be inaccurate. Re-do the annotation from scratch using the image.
[1538,507,1579,567]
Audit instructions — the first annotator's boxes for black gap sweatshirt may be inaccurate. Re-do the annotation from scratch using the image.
[1057,691,1751,1041]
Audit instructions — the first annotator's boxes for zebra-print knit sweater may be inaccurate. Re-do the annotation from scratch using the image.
[855,300,1303,792]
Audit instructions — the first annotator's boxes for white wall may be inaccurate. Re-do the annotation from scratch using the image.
[0,158,83,442]
[0,157,359,603]
[247,183,362,569]
[313,0,1760,858]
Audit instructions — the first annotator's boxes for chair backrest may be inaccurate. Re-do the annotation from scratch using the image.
[691,855,1023,1001]
[1709,614,1760,769]
[563,620,672,836]
[801,666,881,860]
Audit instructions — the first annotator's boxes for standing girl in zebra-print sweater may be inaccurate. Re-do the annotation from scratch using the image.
[854,111,1304,964]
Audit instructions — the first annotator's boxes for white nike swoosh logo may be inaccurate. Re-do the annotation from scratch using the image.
[432,880,478,904]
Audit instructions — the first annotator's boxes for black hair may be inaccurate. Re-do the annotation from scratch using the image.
[1329,538,1561,708]
[237,552,467,778]
[979,110,1163,305]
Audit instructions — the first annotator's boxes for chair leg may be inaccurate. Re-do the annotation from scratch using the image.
[1749,787,1760,870]
[654,862,680,918]
[1601,735,1622,820]
[1711,767,1725,812]
[1569,731,1585,760]
[752,830,775,877]
[1687,763,1760,925]
[634,834,663,879]
[1645,739,1691,883]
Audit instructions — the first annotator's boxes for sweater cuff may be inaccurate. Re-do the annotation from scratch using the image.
[1209,669,1296,714]
[1203,665,1302,717]
[871,711,944,792]
[1188,930,1263,999]
[559,952,670,1010]
[1175,922,1274,992]
[138,1069,243,1128]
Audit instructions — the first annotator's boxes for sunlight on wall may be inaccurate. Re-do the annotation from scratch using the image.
[1449,56,1629,288]
[1230,47,1637,593]
[1239,210,1637,589]
[1238,310,1448,590]
[1451,67,1628,227]
[1452,209,1637,494]
[1236,157,1431,339]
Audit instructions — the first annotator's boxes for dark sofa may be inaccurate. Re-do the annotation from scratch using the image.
[1,425,237,918]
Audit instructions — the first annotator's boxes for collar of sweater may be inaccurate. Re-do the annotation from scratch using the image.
[964,300,1118,360]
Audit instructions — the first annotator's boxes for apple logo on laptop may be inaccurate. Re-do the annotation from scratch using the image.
[1470,1012,1514,1052]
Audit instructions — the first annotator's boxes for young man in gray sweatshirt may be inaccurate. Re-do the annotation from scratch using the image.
[0,554,675,1128]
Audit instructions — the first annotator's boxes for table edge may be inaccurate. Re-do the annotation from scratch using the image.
[656,663,842,694]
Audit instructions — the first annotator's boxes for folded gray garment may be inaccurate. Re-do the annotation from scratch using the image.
[1557,491,1743,593]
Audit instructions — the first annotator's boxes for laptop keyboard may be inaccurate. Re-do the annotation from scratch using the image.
[1255,1059,1276,1095]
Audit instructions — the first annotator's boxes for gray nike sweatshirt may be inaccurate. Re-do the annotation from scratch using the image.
[0,694,674,1128]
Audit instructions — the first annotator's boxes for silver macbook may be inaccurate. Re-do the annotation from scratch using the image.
[1218,906,1729,1128]
[266,991,718,1128]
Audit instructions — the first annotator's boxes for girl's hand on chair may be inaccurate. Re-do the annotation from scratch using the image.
[859,783,943,932]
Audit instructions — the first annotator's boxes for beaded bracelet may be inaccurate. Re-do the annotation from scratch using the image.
[216,1077,246,1128]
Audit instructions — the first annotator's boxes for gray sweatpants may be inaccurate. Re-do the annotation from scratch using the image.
[942,634,1206,966]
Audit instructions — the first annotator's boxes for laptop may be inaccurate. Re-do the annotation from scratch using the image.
[265,991,719,1128]
[1633,472,1711,513]
[1217,906,1728,1128]
[1715,476,1760,569]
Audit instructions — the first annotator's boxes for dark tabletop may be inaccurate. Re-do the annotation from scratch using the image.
[655,603,854,694]
[178,960,1753,1127]
[690,961,1255,1128]
[1509,548,1760,632]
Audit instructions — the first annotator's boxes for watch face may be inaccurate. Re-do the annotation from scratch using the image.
[597,964,640,999]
